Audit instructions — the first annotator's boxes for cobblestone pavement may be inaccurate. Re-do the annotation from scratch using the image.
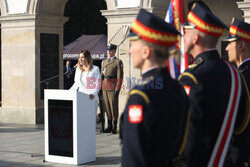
[0,123,121,167]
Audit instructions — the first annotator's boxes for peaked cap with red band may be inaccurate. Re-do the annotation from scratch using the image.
[183,3,228,37]
[127,8,180,46]
[224,18,250,42]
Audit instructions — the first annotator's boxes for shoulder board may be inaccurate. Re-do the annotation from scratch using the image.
[178,72,198,85]
[188,57,203,70]
[129,89,150,104]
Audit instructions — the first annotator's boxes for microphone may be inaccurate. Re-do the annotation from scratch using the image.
[40,65,77,85]
[67,65,77,74]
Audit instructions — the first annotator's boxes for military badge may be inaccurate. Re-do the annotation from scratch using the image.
[128,105,143,124]
[183,85,191,96]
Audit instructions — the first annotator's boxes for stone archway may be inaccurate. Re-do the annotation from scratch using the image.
[0,0,67,16]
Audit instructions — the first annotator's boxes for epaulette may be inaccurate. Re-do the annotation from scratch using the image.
[178,72,198,85]
[188,57,203,70]
[128,89,150,104]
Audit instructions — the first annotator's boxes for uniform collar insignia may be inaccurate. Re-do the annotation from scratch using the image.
[194,57,204,64]
[142,76,154,85]
[142,68,158,79]
[188,57,203,70]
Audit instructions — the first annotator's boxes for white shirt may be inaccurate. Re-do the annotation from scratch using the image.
[109,56,116,61]
[70,65,101,101]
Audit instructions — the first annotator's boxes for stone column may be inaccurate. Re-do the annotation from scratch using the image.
[102,5,169,117]
[102,8,141,115]
[237,0,250,23]
[0,14,67,124]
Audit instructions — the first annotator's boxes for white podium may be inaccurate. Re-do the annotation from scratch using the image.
[44,89,96,165]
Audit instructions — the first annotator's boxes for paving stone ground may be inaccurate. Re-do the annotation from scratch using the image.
[0,123,121,167]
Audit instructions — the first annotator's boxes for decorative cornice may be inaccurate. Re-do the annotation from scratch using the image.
[101,7,167,24]
[0,14,68,22]
[237,1,250,22]
[0,14,68,29]
[101,8,141,17]
[237,1,250,9]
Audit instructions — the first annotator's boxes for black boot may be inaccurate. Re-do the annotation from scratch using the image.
[102,120,112,133]
[112,120,118,134]
[99,114,105,133]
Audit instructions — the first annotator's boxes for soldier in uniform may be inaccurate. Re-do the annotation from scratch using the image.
[101,44,123,134]
[223,18,250,166]
[178,3,244,166]
[120,9,190,166]
[225,18,250,90]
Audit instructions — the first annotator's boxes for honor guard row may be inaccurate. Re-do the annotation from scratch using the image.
[120,2,250,167]
[177,3,250,167]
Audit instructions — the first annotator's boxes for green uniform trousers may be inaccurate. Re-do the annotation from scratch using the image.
[102,90,118,121]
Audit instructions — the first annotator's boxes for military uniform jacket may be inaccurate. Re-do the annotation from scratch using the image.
[226,58,250,167]
[120,67,190,167]
[239,59,250,90]
[178,50,235,166]
[101,57,123,91]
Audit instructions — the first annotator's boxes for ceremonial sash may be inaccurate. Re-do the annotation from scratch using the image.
[208,62,242,167]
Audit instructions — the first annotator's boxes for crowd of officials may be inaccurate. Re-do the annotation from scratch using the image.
[63,1,250,166]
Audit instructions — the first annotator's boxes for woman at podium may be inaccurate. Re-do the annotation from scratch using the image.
[70,49,101,112]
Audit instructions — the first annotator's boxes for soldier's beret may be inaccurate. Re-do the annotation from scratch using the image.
[224,18,250,42]
[183,3,227,37]
[127,8,180,46]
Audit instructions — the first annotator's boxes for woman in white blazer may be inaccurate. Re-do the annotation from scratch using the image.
[70,49,101,112]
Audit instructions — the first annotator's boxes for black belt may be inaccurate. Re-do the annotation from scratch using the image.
[104,76,117,79]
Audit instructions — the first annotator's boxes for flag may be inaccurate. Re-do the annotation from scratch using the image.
[166,56,179,79]
[165,0,189,78]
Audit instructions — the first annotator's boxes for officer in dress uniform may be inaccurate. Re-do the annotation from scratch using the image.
[223,18,250,167]
[178,3,244,167]
[120,9,190,167]
[101,44,123,134]
[225,18,250,90]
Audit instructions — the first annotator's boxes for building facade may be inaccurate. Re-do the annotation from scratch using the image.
[0,0,248,124]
